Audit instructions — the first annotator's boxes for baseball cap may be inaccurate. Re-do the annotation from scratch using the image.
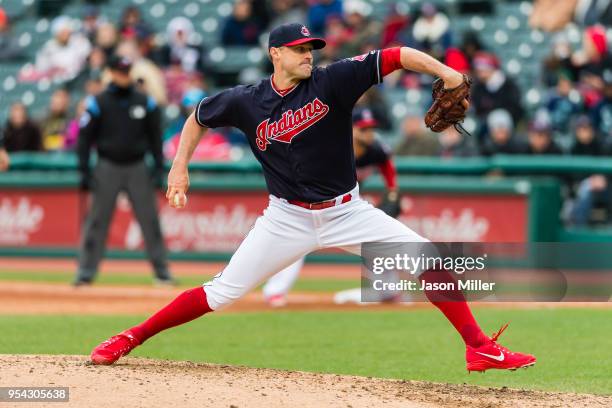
[107,55,133,73]
[352,108,378,128]
[268,23,326,50]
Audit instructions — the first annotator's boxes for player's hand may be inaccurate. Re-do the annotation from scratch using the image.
[166,163,190,209]
[442,71,470,110]
[442,70,465,89]
[377,190,401,218]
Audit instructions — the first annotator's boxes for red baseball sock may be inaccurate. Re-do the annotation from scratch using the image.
[130,286,212,343]
[419,269,488,348]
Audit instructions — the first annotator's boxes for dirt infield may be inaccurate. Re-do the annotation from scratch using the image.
[2,281,611,315]
[2,355,610,408]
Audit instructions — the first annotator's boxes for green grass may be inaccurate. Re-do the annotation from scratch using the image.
[0,270,359,292]
[0,308,610,394]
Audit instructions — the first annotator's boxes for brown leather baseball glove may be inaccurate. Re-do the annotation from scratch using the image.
[424,75,471,133]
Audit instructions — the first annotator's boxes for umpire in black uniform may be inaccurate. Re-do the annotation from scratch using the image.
[75,55,173,285]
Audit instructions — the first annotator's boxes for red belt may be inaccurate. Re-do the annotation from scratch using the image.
[288,193,352,210]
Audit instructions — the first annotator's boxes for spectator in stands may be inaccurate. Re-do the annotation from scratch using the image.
[95,22,118,58]
[32,16,92,82]
[0,7,26,61]
[164,63,205,106]
[471,52,524,127]
[568,115,611,225]
[569,175,611,225]
[571,115,602,155]
[221,0,263,46]
[268,0,308,28]
[339,0,381,58]
[85,46,107,80]
[80,5,102,43]
[412,2,451,60]
[157,17,207,104]
[119,6,156,59]
[1,103,42,152]
[591,69,612,139]
[395,114,440,156]
[526,120,563,155]
[570,26,611,112]
[308,0,343,36]
[119,6,150,41]
[156,17,204,74]
[69,46,107,92]
[40,88,71,151]
[445,30,484,75]
[545,72,582,133]
[113,39,168,105]
[481,109,527,156]
[542,33,575,86]
[571,25,609,78]
[439,126,478,158]
[381,3,410,48]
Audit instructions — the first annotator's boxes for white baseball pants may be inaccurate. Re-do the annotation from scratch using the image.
[203,184,428,310]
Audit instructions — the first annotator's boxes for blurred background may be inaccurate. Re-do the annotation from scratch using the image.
[0,0,611,262]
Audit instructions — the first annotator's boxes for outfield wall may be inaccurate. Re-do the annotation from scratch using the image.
[0,155,563,261]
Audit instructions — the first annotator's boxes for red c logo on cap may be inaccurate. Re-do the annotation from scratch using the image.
[301,26,310,37]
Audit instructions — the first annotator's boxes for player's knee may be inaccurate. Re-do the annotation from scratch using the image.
[202,282,249,311]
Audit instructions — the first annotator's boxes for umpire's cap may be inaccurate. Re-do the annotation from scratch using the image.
[107,55,133,73]
[268,23,326,50]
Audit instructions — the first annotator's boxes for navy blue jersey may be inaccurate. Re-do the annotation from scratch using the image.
[195,50,383,202]
[355,140,391,169]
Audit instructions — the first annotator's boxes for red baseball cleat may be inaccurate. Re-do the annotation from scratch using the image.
[90,330,141,365]
[466,323,536,372]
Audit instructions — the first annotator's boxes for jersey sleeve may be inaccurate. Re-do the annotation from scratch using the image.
[322,50,383,110]
[195,88,239,128]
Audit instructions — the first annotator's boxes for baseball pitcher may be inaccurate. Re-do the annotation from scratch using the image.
[90,23,535,373]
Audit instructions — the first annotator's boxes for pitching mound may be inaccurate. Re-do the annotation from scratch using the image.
[2,355,610,408]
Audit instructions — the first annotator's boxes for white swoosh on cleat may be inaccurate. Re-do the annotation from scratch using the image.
[475,351,505,361]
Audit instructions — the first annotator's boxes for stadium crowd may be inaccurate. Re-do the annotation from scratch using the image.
[0,0,611,224]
